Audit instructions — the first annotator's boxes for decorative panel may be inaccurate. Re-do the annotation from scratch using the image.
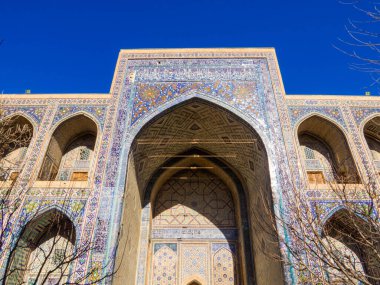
[150,169,239,284]
[180,244,209,284]
[132,80,259,126]
[213,246,236,285]
[151,244,177,285]
[153,169,235,229]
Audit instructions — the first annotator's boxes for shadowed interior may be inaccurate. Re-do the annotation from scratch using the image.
[114,98,284,285]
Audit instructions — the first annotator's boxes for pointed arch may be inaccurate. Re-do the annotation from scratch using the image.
[4,209,76,285]
[1,111,37,135]
[213,246,237,284]
[128,94,269,149]
[128,97,273,201]
[18,204,80,239]
[322,208,380,283]
[362,114,380,171]
[38,114,98,181]
[296,114,360,184]
[182,274,206,285]
[320,205,348,230]
[151,245,177,284]
[114,98,285,285]
[0,113,34,181]
[187,280,202,285]
[50,111,101,135]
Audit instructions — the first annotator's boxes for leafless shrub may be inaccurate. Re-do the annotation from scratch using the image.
[336,0,380,91]
[258,170,380,284]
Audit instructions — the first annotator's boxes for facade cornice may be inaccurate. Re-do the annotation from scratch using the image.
[286,94,380,101]
[0,93,111,100]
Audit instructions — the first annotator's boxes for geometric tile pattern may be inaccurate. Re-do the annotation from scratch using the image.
[213,247,236,284]
[288,106,345,127]
[299,134,336,181]
[150,168,239,284]
[132,81,258,125]
[181,244,209,284]
[1,106,46,124]
[127,100,267,196]
[153,169,235,228]
[151,244,177,285]
[52,105,108,128]
[351,107,380,125]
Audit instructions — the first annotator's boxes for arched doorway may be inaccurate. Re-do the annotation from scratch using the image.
[323,209,380,284]
[114,99,284,285]
[0,114,33,181]
[38,114,97,181]
[187,280,202,285]
[363,116,380,171]
[150,165,239,284]
[4,209,75,285]
[297,115,360,184]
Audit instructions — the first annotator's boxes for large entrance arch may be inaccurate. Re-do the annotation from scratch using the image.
[114,98,284,285]
[148,152,247,285]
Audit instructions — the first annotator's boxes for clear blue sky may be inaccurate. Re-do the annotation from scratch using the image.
[0,0,377,95]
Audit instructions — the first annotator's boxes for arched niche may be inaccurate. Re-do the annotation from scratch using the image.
[323,209,380,284]
[38,115,97,181]
[114,99,284,285]
[188,281,202,285]
[149,156,241,284]
[0,115,33,181]
[364,116,380,170]
[297,115,360,184]
[4,209,76,285]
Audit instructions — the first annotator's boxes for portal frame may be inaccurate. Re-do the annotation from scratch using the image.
[142,150,254,285]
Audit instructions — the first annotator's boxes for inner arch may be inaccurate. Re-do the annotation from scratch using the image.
[114,98,284,285]
[150,164,240,284]
[153,168,236,229]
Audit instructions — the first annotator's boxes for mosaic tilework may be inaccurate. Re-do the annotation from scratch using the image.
[94,218,109,253]
[3,49,380,285]
[22,187,91,198]
[0,102,58,278]
[212,243,237,254]
[1,106,46,125]
[149,166,240,284]
[18,198,85,230]
[310,200,373,224]
[52,105,108,128]
[152,244,177,285]
[104,57,275,189]
[132,81,259,125]
[0,96,111,283]
[106,50,296,285]
[153,170,235,228]
[323,237,366,284]
[129,58,264,125]
[306,188,372,200]
[288,106,346,128]
[213,247,236,284]
[351,107,380,125]
[181,244,208,283]
[151,228,238,240]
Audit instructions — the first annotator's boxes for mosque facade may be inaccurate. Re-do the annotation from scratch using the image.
[1,48,380,284]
